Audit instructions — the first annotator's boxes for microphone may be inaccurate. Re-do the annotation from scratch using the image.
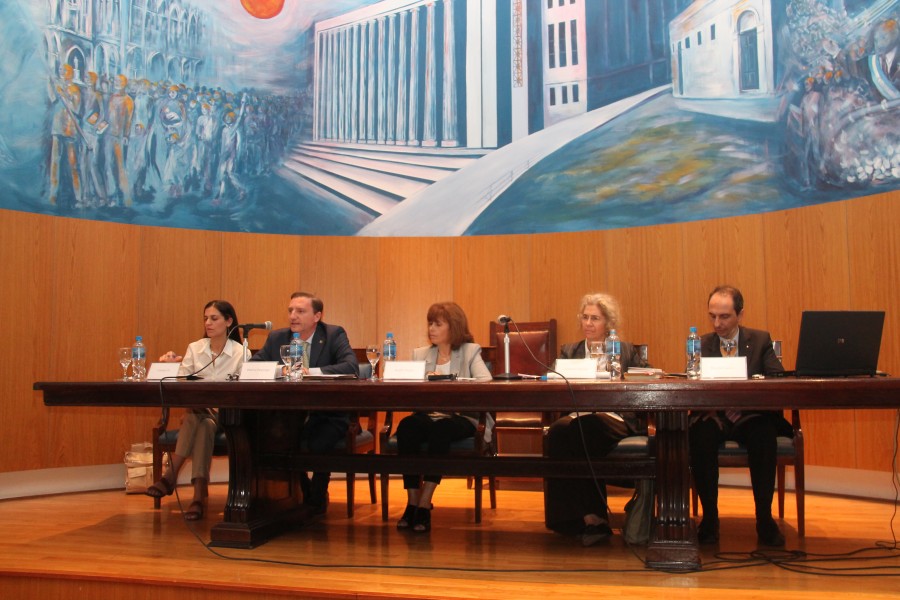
[238,321,272,332]
[494,315,521,380]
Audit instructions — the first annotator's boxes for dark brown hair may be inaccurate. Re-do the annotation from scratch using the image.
[426,302,475,349]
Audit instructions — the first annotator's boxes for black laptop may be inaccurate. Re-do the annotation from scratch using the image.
[794,311,885,377]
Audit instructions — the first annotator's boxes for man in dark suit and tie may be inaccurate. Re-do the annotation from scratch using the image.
[689,285,791,547]
[252,291,358,513]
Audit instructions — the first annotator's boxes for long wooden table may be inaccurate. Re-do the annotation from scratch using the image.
[35,377,900,571]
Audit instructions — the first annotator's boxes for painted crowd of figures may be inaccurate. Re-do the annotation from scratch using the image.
[46,66,306,212]
[785,11,900,189]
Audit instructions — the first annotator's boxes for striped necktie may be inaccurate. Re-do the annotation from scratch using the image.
[722,341,741,423]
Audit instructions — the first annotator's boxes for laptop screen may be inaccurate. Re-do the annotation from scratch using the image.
[795,311,885,377]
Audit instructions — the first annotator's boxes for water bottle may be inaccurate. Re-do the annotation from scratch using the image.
[383,332,397,362]
[131,336,146,381]
[686,326,702,380]
[605,329,622,380]
[289,333,303,381]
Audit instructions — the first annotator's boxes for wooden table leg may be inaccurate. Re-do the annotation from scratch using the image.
[210,409,308,548]
[646,410,700,570]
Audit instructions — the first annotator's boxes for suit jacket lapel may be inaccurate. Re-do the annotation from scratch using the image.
[309,324,325,367]
[571,340,587,359]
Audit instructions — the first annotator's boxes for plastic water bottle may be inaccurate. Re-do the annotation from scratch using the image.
[131,336,146,381]
[383,332,397,362]
[686,327,702,380]
[605,329,622,380]
[289,333,303,381]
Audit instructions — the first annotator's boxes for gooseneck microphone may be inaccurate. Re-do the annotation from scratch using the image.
[494,315,522,380]
[238,321,272,332]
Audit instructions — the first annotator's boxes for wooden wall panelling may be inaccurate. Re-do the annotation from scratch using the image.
[295,235,378,351]
[138,227,225,364]
[1,211,55,472]
[605,224,686,373]
[763,202,855,469]
[681,214,768,331]
[377,237,455,359]
[846,191,900,471]
[47,218,142,467]
[529,230,611,349]
[136,227,226,458]
[220,232,303,351]
[454,234,531,346]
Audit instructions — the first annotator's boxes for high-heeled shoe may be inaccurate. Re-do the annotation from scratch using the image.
[396,504,417,529]
[412,506,432,533]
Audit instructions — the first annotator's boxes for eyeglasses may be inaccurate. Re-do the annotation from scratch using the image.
[226,372,241,381]
[578,314,604,323]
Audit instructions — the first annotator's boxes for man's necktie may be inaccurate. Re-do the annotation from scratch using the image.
[302,341,310,370]
[722,342,741,423]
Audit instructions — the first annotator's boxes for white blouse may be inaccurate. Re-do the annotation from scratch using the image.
[178,337,250,381]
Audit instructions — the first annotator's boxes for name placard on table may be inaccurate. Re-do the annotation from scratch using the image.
[382,360,427,381]
[547,358,609,380]
[146,362,180,380]
[240,361,281,380]
[700,356,748,380]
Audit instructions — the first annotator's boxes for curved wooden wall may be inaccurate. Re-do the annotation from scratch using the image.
[2,189,898,474]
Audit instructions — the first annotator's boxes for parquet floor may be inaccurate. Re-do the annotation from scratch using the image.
[1,478,899,599]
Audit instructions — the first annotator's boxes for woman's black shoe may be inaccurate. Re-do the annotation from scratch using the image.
[397,504,417,529]
[412,506,432,533]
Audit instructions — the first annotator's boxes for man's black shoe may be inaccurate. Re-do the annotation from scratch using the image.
[756,517,785,547]
[697,517,719,544]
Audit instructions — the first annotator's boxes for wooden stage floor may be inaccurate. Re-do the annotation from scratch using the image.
[1,477,899,599]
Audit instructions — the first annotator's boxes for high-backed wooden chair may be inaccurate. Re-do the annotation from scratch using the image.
[488,319,558,456]
[379,409,497,522]
[691,341,805,536]
[691,409,804,536]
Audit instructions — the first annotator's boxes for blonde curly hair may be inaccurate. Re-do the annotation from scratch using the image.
[579,293,621,332]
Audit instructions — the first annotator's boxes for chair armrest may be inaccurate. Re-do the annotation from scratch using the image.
[379,410,395,447]
[473,412,494,455]
[791,409,801,432]
[154,406,171,434]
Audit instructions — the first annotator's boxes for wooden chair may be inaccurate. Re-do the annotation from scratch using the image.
[377,343,498,523]
[333,359,378,517]
[488,319,559,457]
[379,409,497,522]
[151,354,378,517]
[691,409,805,536]
[690,342,805,536]
[151,408,228,510]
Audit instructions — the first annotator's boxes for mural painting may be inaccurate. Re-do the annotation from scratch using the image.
[0,0,898,237]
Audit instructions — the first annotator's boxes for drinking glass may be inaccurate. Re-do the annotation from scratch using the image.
[279,345,294,381]
[365,344,381,381]
[588,341,605,378]
[118,347,132,381]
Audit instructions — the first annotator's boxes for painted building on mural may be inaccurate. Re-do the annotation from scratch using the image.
[669,0,787,122]
[669,0,900,122]
[43,0,207,85]
[313,0,692,150]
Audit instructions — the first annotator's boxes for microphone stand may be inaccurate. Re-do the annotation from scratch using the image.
[241,327,251,363]
[493,321,522,380]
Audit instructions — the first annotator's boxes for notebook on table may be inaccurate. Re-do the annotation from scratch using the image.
[794,310,885,377]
